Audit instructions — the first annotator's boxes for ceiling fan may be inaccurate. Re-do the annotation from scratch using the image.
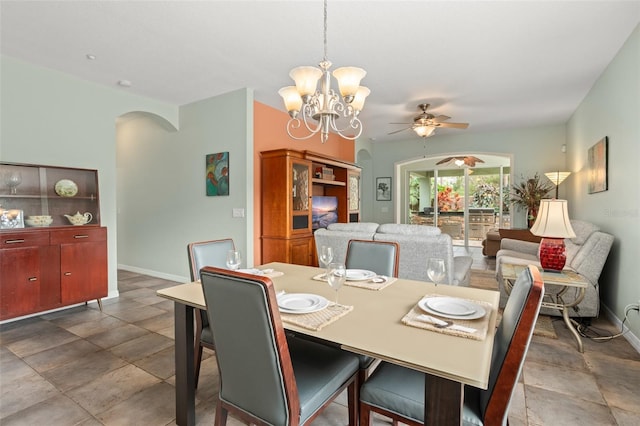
[436,156,485,167]
[389,103,469,138]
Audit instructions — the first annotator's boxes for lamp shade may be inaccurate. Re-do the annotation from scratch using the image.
[414,126,435,138]
[332,67,366,98]
[289,66,322,97]
[350,86,370,111]
[530,199,576,238]
[544,171,571,186]
[278,86,303,114]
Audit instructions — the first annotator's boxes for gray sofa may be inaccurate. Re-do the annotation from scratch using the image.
[496,220,614,317]
[314,222,473,286]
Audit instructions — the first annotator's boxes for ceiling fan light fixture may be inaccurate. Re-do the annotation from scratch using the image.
[454,159,466,167]
[414,125,435,138]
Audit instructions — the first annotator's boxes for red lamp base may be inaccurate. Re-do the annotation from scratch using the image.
[538,237,566,272]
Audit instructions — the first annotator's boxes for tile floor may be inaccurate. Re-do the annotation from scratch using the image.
[1,247,639,425]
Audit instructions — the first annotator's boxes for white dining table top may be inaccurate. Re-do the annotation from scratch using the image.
[157,262,499,389]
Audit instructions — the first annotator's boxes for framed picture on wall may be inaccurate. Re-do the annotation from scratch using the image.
[376,177,392,201]
[206,152,229,196]
[587,137,607,194]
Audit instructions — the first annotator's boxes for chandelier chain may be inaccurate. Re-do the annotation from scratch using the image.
[323,0,328,62]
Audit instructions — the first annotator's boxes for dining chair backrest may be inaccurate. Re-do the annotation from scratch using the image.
[187,238,235,281]
[358,264,543,425]
[200,267,297,424]
[345,239,400,277]
[480,264,544,423]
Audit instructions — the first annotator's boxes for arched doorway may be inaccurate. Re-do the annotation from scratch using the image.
[397,153,512,250]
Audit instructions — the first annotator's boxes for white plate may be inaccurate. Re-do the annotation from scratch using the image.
[418,297,486,320]
[345,269,377,281]
[54,179,78,197]
[278,293,328,314]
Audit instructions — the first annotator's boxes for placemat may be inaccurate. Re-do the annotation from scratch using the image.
[280,304,353,331]
[401,294,493,341]
[312,273,396,291]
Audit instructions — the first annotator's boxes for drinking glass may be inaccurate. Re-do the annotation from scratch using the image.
[4,171,22,195]
[319,245,334,269]
[226,250,242,271]
[427,258,446,285]
[327,262,346,306]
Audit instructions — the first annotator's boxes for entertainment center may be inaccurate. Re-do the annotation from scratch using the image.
[260,149,361,266]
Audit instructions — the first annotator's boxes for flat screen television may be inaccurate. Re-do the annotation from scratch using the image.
[312,196,339,230]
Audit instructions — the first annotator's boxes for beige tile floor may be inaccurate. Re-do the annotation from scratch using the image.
[1,247,639,425]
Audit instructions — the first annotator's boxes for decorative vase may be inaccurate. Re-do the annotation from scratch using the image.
[527,206,538,229]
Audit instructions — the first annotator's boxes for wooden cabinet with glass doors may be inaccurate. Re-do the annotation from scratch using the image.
[260,149,361,266]
[0,162,107,320]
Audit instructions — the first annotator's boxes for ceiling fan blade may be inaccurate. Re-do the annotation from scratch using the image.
[387,127,411,135]
[436,122,469,129]
[432,115,451,122]
[435,157,455,165]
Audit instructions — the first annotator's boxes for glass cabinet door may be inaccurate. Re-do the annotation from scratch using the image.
[292,161,310,212]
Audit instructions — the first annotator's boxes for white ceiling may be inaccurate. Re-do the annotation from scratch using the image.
[1,1,639,143]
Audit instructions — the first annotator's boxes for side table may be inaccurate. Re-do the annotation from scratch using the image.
[501,263,588,352]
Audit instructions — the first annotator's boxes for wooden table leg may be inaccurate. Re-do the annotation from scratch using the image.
[425,375,463,425]
[175,303,196,426]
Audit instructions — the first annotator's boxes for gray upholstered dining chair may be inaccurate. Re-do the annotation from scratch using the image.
[187,238,235,388]
[345,239,400,278]
[359,264,544,426]
[200,266,360,426]
[345,239,400,383]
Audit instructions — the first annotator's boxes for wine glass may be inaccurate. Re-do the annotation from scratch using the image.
[4,171,22,195]
[319,245,334,269]
[327,262,346,307]
[226,250,242,271]
[427,258,446,285]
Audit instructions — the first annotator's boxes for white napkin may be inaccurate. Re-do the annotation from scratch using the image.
[417,314,477,334]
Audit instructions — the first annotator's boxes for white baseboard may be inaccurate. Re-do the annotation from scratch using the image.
[601,303,640,354]
[117,264,187,284]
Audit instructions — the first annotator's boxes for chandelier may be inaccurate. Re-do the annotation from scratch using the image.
[278,0,370,143]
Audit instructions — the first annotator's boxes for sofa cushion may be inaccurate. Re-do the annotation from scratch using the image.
[569,220,599,245]
[376,223,441,236]
[327,222,380,233]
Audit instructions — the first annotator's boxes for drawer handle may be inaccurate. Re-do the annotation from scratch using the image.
[5,239,25,244]
[73,235,89,239]
[64,272,72,276]
[28,277,37,282]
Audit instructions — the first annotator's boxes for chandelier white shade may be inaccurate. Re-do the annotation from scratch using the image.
[279,0,369,143]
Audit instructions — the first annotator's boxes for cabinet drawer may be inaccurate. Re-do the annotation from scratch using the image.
[50,227,106,244]
[1,232,49,247]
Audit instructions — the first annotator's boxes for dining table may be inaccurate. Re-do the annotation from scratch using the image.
[156,261,500,426]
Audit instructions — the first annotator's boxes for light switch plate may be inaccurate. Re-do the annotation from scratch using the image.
[232,208,245,218]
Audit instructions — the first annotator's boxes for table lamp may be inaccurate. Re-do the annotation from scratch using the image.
[530,199,576,272]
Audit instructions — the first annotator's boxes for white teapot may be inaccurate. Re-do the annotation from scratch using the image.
[64,211,93,226]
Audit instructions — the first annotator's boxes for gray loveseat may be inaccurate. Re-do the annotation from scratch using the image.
[496,220,614,317]
[314,222,473,286]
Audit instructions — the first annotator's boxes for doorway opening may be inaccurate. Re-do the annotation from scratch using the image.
[398,153,512,249]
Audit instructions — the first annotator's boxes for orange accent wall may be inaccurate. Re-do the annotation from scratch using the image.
[253,101,355,263]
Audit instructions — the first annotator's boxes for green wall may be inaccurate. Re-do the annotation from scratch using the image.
[566,24,640,343]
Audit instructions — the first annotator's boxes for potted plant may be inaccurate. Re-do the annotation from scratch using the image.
[510,173,554,228]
